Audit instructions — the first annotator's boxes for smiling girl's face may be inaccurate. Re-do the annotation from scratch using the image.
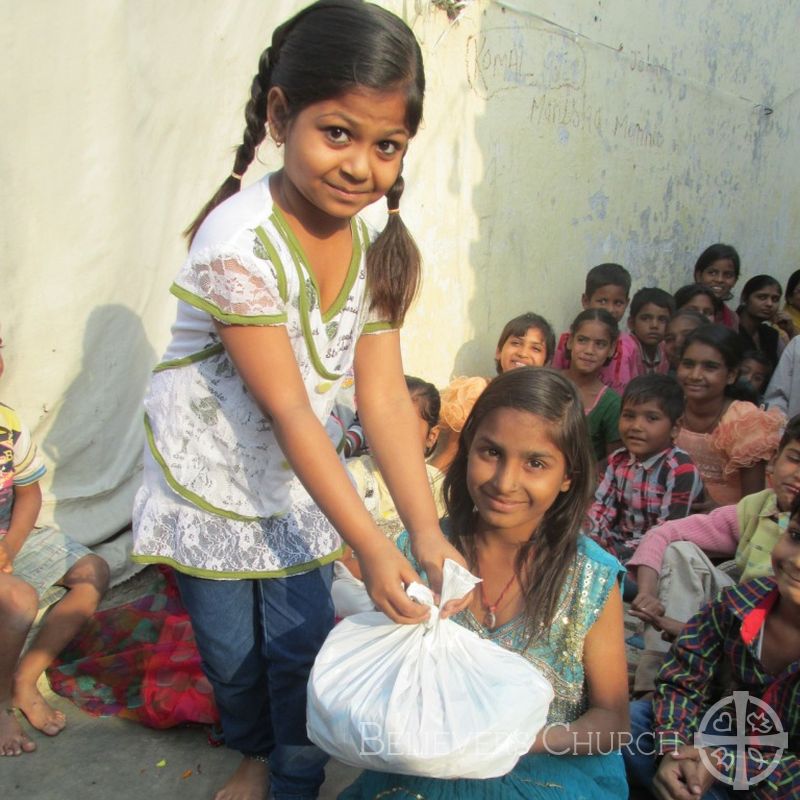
[567,320,615,376]
[676,341,737,404]
[467,407,571,544]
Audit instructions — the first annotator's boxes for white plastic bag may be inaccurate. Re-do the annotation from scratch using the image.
[331,561,375,617]
[307,559,554,779]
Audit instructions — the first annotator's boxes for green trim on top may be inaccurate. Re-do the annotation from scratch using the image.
[153,343,225,373]
[170,284,288,326]
[131,544,346,580]
[270,206,362,323]
[254,226,288,303]
[269,208,364,381]
[362,321,397,334]
[144,413,264,522]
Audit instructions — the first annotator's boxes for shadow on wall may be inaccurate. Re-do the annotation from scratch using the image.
[42,304,156,554]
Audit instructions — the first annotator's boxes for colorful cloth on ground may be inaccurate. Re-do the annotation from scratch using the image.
[585,385,621,460]
[133,173,389,578]
[675,401,784,505]
[653,578,799,799]
[339,531,627,798]
[47,566,219,729]
[628,489,785,583]
[588,445,704,554]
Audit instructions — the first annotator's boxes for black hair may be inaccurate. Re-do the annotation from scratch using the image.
[443,367,594,645]
[673,283,721,315]
[494,312,556,373]
[741,349,772,371]
[679,324,744,399]
[630,287,675,318]
[569,308,619,340]
[779,413,800,455]
[679,324,743,371]
[669,307,708,327]
[405,375,440,431]
[584,263,631,298]
[785,269,800,301]
[739,274,782,306]
[622,374,684,423]
[693,243,741,280]
[185,0,425,325]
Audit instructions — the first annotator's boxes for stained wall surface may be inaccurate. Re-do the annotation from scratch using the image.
[2,0,798,559]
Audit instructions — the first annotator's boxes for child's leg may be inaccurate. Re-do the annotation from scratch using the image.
[260,564,334,800]
[634,542,734,692]
[0,573,39,755]
[175,573,272,800]
[13,553,109,735]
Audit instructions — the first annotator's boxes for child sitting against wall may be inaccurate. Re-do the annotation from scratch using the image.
[616,287,674,382]
[345,376,443,544]
[625,500,800,799]
[626,414,800,692]
[587,375,704,567]
[673,282,719,323]
[561,309,622,460]
[0,335,109,756]
[552,262,632,393]
[494,311,555,372]
[663,307,707,373]
[693,242,741,330]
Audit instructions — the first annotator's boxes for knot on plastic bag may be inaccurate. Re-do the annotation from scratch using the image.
[405,559,481,631]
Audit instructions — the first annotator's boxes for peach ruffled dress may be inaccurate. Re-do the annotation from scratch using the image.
[676,401,785,505]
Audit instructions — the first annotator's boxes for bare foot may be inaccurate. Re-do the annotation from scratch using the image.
[0,708,37,756]
[213,756,269,800]
[13,682,66,737]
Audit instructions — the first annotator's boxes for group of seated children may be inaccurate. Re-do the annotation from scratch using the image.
[3,242,798,799]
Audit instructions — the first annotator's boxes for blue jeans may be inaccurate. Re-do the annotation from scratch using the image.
[624,699,733,800]
[176,565,334,799]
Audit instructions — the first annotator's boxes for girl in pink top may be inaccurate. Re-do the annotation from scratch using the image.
[675,324,783,506]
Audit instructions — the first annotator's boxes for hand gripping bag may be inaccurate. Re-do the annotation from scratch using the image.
[307,559,554,779]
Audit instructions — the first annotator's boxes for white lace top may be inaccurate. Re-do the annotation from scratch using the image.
[132,174,389,577]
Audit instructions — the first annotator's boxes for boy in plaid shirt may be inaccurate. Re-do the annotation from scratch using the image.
[588,374,704,569]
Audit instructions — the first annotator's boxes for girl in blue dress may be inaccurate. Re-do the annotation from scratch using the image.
[341,367,630,799]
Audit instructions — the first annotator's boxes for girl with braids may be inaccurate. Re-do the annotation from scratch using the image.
[342,368,629,800]
[132,2,467,799]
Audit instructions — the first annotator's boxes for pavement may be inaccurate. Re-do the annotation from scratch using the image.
[2,567,360,800]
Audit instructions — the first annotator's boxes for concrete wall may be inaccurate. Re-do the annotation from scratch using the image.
[1,0,798,546]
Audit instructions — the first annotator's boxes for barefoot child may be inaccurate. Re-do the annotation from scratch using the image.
[341,367,629,799]
[131,3,465,797]
[561,309,622,460]
[0,337,109,756]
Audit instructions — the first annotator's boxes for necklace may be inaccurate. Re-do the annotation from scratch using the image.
[479,571,518,630]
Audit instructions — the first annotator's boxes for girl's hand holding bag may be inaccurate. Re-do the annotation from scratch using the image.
[307,559,554,779]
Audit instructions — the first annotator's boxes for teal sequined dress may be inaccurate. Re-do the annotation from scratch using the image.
[339,532,628,800]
